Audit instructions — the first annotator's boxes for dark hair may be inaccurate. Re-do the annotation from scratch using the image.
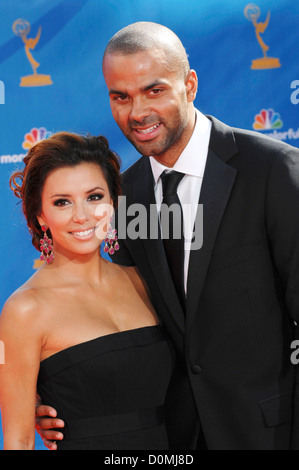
[10,132,121,250]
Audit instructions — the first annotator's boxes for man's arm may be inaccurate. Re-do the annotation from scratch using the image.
[266,146,299,320]
[266,145,299,448]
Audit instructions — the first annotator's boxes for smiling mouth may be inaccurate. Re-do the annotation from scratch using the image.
[134,123,161,134]
[70,227,95,240]
[133,122,161,142]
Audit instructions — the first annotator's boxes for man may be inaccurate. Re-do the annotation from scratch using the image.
[36,22,299,450]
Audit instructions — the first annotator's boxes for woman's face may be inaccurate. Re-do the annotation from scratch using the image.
[37,162,113,258]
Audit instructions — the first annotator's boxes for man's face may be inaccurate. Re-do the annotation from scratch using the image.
[103,49,197,166]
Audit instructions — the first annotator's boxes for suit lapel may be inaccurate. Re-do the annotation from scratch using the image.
[132,158,186,334]
[186,118,238,328]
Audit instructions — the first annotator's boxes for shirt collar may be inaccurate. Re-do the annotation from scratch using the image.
[149,109,212,184]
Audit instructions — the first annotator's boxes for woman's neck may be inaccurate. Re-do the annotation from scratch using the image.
[39,248,106,287]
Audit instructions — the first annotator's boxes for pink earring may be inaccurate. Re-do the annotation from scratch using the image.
[40,225,54,264]
[103,219,119,255]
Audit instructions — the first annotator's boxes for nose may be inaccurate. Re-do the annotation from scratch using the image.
[72,202,89,223]
[130,96,150,123]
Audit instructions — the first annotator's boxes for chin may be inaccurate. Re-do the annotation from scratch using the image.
[133,142,165,157]
[58,242,101,259]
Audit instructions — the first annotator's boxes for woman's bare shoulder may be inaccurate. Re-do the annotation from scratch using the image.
[1,281,44,328]
[0,273,47,326]
[1,264,55,316]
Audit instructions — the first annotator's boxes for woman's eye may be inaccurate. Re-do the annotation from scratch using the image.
[53,199,70,207]
[88,193,104,201]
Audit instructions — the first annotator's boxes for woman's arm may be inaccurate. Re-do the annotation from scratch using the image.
[0,291,42,450]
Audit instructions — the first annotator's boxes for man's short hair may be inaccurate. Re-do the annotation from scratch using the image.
[103,22,190,79]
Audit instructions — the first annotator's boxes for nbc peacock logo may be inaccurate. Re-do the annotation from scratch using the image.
[22,127,51,150]
[1,126,52,164]
[252,108,299,142]
[253,109,283,131]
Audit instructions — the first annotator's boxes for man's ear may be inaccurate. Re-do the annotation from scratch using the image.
[186,69,198,102]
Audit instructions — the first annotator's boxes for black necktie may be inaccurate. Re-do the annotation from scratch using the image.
[160,170,185,309]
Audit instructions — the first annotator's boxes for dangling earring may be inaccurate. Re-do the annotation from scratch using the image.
[103,218,119,255]
[40,225,55,264]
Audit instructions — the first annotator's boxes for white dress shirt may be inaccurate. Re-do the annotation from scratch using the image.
[149,109,212,293]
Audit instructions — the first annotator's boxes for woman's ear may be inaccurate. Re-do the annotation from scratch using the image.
[37,214,46,229]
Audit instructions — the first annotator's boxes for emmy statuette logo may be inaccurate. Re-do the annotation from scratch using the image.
[244,4,281,70]
[12,19,53,87]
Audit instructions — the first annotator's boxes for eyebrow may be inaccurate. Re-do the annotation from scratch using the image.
[109,88,126,96]
[142,80,168,92]
[50,186,105,198]
[109,80,168,96]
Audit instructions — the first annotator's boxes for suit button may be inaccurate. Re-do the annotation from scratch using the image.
[191,365,202,374]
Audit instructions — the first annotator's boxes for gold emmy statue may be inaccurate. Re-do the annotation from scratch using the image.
[244,4,281,70]
[12,18,53,87]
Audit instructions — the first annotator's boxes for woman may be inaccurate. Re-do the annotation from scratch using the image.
[0,132,174,450]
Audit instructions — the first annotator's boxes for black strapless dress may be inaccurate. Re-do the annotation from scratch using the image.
[37,325,174,450]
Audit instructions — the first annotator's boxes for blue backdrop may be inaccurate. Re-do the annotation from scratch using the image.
[0,0,298,450]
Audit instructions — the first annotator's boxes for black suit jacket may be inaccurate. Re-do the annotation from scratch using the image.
[112,116,299,449]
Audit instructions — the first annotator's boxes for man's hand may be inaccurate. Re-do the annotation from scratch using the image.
[35,402,64,450]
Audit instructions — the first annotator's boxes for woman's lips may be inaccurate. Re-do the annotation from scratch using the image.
[70,227,95,240]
